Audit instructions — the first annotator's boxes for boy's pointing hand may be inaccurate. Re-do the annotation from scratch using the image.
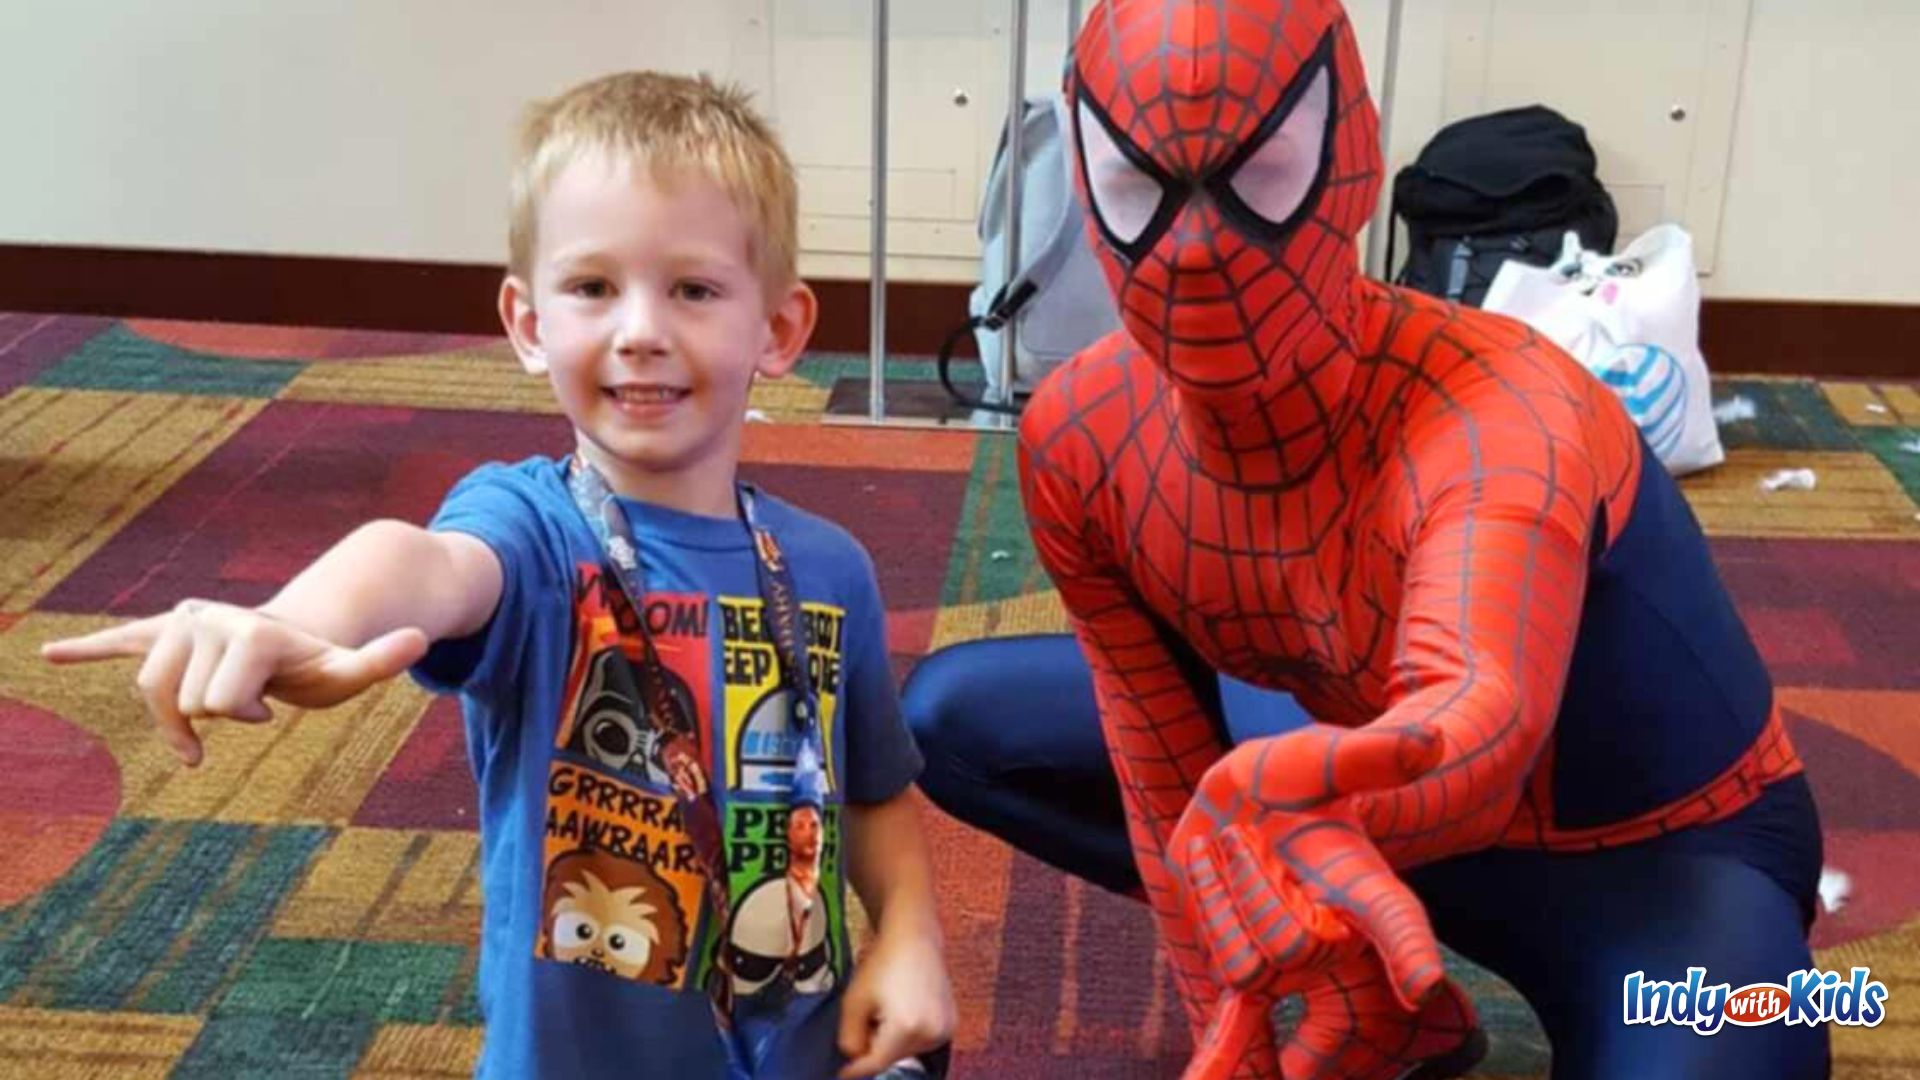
[42,601,427,767]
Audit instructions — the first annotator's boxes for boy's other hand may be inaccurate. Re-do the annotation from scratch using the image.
[41,601,428,767]
[836,923,955,1079]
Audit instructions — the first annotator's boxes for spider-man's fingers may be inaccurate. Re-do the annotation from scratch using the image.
[1176,823,1344,991]
[1335,723,1447,792]
[1313,723,1445,806]
[1222,825,1355,984]
[1181,990,1281,1080]
[1175,828,1270,991]
[1247,814,1445,1013]
[1307,847,1445,1013]
[1206,723,1444,815]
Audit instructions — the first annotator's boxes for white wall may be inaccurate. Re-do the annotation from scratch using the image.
[1707,0,1920,301]
[1,0,1915,303]
[1367,0,1920,303]
[0,0,753,264]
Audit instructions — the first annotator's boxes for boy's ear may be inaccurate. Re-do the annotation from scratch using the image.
[499,275,548,376]
[756,280,818,379]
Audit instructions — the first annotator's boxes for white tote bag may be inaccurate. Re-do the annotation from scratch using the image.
[1483,224,1725,475]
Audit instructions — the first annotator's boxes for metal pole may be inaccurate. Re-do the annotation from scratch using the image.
[868,0,889,421]
[998,0,1029,412]
[1068,0,1083,39]
[1364,0,1405,280]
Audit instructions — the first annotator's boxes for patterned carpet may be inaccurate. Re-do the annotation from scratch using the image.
[1,310,1916,1078]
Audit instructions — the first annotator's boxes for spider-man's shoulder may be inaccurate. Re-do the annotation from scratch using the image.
[1358,284,1642,531]
[1360,282,1629,422]
[1018,329,1161,464]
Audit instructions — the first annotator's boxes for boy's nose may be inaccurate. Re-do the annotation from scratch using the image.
[613,296,669,356]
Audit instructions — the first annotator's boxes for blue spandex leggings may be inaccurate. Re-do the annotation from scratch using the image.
[904,635,1830,1079]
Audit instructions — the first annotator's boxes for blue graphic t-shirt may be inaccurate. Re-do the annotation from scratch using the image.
[411,458,923,1079]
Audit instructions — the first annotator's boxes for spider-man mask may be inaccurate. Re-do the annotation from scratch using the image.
[1070,0,1381,403]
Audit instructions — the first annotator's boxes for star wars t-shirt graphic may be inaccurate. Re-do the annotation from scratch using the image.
[536,566,854,1002]
[540,762,708,989]
[720,596,842,796]
[701,802,846,1002]
[539,568,712,990]
[707,595,850,1002]
[566,645,696,788]
[542,846,692,984]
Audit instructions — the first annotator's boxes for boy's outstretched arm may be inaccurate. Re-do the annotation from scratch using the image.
[41,519,502,766]
[837,790,954,1079]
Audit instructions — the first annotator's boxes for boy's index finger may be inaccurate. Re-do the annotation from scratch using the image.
[39,615,168,664]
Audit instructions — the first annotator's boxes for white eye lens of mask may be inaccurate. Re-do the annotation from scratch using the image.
[1226,66,1330,227]
[1078,98,1164,246]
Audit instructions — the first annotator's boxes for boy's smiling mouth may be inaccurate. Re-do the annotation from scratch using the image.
[604,383,691,408]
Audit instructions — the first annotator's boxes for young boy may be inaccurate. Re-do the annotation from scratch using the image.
[43,71,954,1079]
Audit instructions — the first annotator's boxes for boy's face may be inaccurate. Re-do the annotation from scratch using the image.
[501,153,814,512]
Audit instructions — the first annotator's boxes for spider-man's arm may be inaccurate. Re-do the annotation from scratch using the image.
[1020,402,1481,1080]
[1159,376,1609,1079]
[1349,379,1607,866]
[1200,378,1605,828]
[1178,376,1610,1007]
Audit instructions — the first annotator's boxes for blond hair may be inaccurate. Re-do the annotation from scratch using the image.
[508,71,797,295]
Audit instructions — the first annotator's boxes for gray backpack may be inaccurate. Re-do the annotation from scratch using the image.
[939,93,1121,413]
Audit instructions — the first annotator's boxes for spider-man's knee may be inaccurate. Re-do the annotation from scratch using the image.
[902,635,1099,781]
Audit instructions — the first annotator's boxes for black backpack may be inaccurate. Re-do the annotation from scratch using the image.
[1388,105,1618,308]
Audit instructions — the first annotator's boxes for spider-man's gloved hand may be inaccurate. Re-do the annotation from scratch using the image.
[1168,725,1487,1080]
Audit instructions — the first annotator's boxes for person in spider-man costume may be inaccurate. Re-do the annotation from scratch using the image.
[904,1,1829,1077]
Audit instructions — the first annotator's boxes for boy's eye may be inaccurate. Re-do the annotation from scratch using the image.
[675,281,717,302]
[569,279,612,299]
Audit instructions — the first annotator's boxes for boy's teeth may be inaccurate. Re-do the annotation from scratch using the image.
[612,387,683,403]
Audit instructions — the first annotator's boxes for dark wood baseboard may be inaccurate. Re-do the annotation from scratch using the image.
[0,245,507,340]
[1698,299,1919,379]
[0,243,979,358]
[3,243,1914,376]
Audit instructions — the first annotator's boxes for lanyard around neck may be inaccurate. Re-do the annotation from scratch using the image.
[564,458,829,1031]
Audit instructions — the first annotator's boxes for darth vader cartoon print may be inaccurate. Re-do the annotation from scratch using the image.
[567,646,696,788]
